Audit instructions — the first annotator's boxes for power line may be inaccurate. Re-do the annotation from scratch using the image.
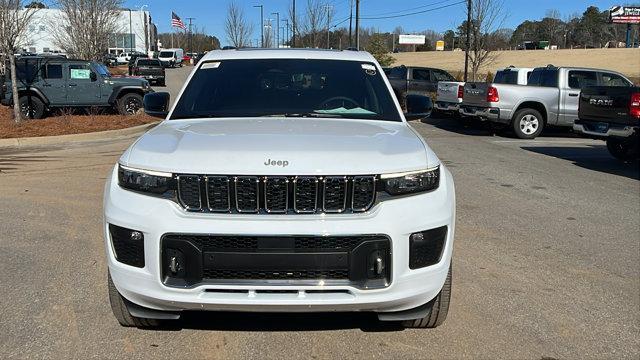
[360,1,466,20]
[362,0,458,17]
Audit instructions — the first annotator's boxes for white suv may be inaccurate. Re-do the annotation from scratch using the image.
[104,49,456,328]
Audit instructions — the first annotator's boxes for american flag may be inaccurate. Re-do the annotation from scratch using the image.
[171,11,186,30]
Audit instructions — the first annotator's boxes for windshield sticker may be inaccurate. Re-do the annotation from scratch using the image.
[70,69,91,79]
[201,62,221,69]
[361,63,376,75]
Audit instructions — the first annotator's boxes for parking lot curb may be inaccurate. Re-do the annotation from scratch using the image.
[0,121,160,149]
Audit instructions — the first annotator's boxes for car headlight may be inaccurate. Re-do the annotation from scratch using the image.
[381,166,440,195]
[118,164,175,195]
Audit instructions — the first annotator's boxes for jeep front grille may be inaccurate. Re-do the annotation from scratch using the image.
[176,175,376,214]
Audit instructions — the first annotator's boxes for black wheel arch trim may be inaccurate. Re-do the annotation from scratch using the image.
[18,88,50,106]
[109,86,147,105]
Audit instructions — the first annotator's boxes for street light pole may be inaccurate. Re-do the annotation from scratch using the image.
[355,0,360,50]
[128,9,133,53]
[254,5,264,48]
[292,0,296,47]
[323,5,332,49]
[271,12,280,48]
[187,17,195,55]
[283,19,289,46]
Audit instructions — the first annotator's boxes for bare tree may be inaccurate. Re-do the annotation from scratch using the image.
[467,0,507,81]
[300,0,327,48]
[51,0,123,60]
[0,0,38,123]
[224,0,253,48]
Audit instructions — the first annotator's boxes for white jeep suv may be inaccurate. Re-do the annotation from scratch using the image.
[104,49,456,328]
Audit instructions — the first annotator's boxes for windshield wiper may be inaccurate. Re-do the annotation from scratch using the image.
[261,113,343,118]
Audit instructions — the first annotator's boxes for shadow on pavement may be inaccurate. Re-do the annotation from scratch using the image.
[522,145,639,180]
[150,311,405,333]
[423,115,581,139]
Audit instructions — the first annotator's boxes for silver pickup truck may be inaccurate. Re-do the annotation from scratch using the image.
[435,67,532,117]
[459,65,634,138]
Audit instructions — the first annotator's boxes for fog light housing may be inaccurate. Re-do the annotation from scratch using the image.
[409,226,447,269]
[109,224,145,268]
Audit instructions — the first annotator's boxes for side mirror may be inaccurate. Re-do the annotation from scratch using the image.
[143,92,170,118]
[90,72,97,82]
[404,94,432,120]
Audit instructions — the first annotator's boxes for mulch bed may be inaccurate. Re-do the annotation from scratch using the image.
[0,105,158,139]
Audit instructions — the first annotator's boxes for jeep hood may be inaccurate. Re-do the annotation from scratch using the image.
[122,118,438,175]
[108,76,147,86]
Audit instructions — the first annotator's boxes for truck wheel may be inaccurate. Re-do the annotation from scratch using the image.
[108,273,161,328]
[402,266,452,329]
[606,138,638,161]
[512,108,544,139]
[117,93,143,115]
[18,95,45,119]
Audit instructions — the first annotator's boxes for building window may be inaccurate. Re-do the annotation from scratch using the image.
[110,33,136,49]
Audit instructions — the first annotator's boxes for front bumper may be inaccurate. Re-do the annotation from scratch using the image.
[104,166,456,314]
[573,120,638,139]
[459,105,509,123]
[435,101,461,112]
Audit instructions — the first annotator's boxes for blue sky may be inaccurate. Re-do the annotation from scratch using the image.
[125,1,623,45]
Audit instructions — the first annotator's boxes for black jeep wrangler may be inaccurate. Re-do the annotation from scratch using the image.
[1,56,153,119]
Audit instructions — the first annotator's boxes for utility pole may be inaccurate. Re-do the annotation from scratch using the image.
[128,9,133,53]
[292,0,296,47]
[254,5,264,47]
[187,17,195,55]
[271,12,280,47]
[348,0,353,47]
[324,5,332,49]
[283,19,289,46]
[464,0,471,81]
[355,0,360,50]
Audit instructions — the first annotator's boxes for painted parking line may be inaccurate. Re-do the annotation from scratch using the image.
[491,139,599,145]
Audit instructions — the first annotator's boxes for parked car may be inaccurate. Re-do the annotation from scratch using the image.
[127,54,147,75]
[131,58,165,86]
[573,86,639,160]
[116,52,132,65]
[158,48,184,68]
[105,49,454,329]
[388,65,457,106]
[435,67,533,118]
[0,56,153,119]
[459,65,634,138]
[102,54,118,67]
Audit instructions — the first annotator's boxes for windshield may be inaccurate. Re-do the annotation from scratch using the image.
[493,70,518,84]
[137,59,161,66]
[159,51,174,57]
[170,59,402,121]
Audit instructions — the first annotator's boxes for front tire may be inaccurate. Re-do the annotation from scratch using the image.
[18,95,45,119]
[402,266,452,328]
[512,108,544,139]
[117,93,143,115]
[108,273,161,328]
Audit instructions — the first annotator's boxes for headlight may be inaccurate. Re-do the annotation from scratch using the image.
[381,166,440,195]
[117,164,174,195]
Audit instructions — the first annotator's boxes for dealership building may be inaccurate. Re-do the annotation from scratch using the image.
[19,8,158,55]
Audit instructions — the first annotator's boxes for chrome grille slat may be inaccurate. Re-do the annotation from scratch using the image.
[322,176,348,213]
[177,175,202,210]
[234,176,260,213]
[352,176,376,212]
[293,176,319,213]
[264,177,289,213]
[205,176,230,212]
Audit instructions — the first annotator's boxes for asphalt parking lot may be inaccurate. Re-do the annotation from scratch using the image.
[0,66,638,359]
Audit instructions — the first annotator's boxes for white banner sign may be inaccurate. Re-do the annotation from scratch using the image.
[398,34,426,45]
